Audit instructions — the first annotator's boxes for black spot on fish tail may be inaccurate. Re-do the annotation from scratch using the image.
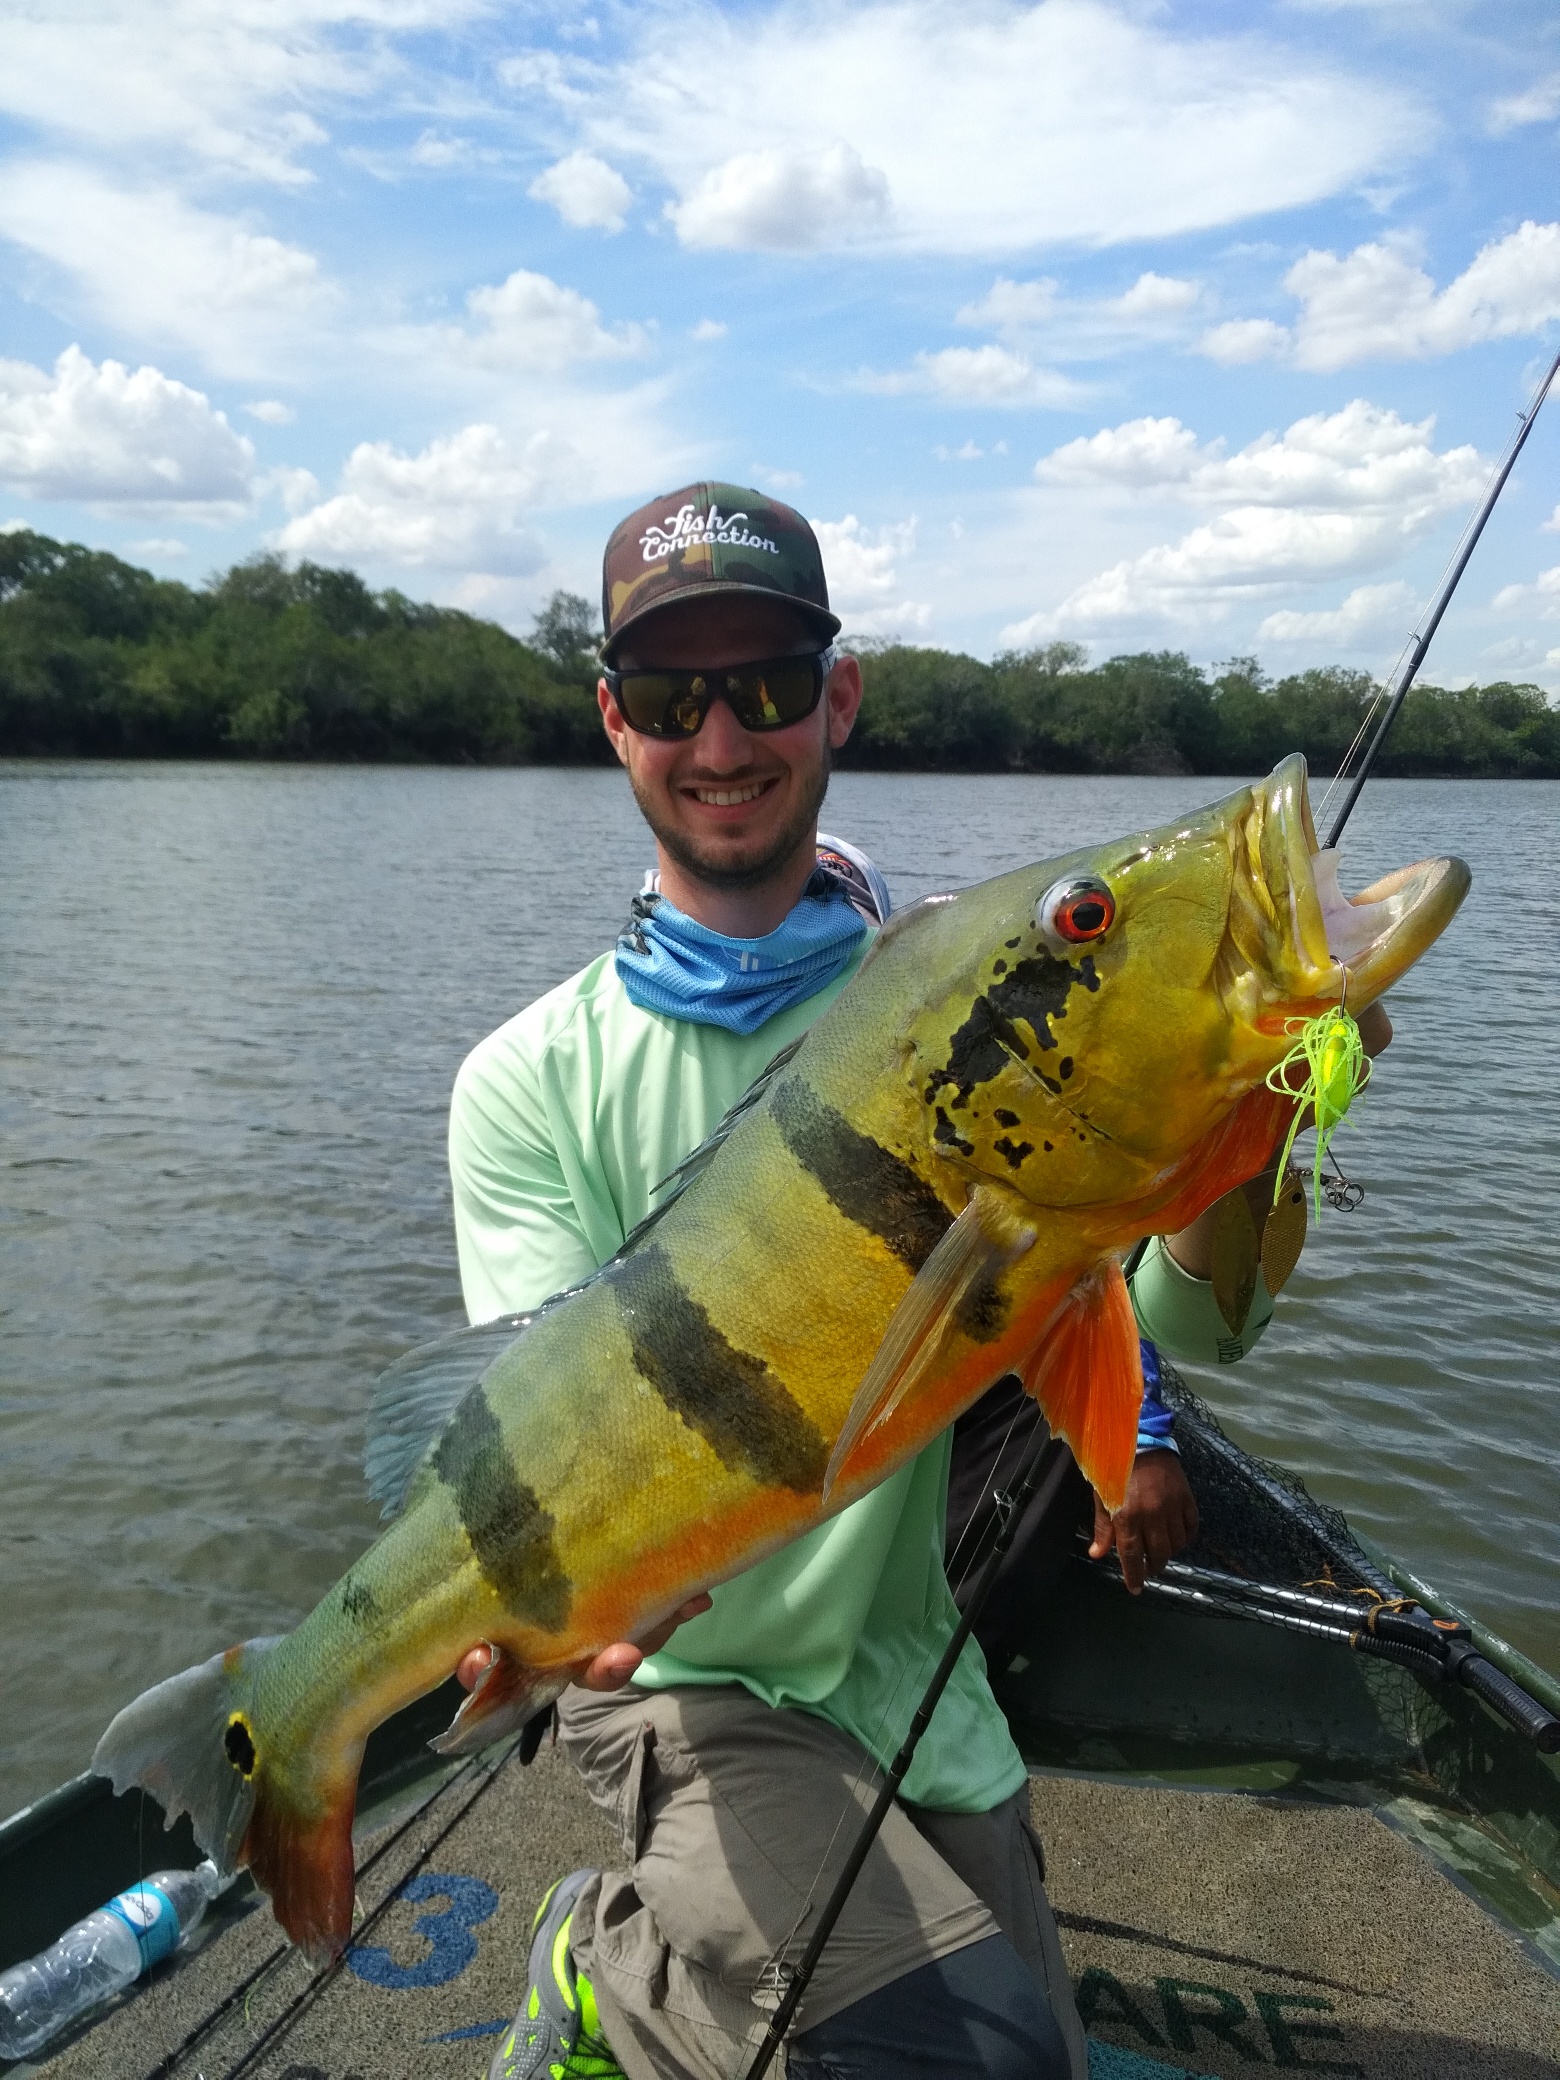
[1059,1057,1074,1080]
[995,1109,1020,1128]
[434,1390,571,1630]
[612,1243,828,1493]
[770,1077,953,1272]
[993,1136,1033,1170]
[224,1716,257,1779]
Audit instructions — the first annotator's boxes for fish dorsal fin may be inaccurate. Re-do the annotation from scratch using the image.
[823,1186,1036,1500]
[1018,1259,1142,1513]
[617,1034,809,1257]
[365,1312,534,1519]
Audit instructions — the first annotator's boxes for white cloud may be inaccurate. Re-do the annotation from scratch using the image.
[1037,416,1208,489]
[1009,402,1483,639]
[1490,74,1560,134]
[813,513,930,634]
[244,399,296,426]
[1200,317,1290,365]
[126,537,189,558]
[1108,272,1199,319]
[953,269,1199,366]
[1037,402,1482,513]
[0,161,331,376]
[1492,565,1560,618]
[690,318,728,342]
[430,269,649,374]
[956,278,1060,334]
[0,346,255,510]
[271,423,570,573]
[1203,222,1560,372]
[859,345,1083,408]
[1257,581,1417,644]
[506,0,1420,257]
[753,465,804,490]
[667,142,890,251]
[528,151,634,233]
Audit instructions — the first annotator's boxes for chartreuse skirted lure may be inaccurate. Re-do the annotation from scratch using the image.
[91,758,1467,1965]
[1266,1005,1371,1218]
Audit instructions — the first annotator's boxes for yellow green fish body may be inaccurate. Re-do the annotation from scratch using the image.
[94,756,1469,1958]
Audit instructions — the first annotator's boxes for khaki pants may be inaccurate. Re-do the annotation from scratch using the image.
[555,1682,1088,2080]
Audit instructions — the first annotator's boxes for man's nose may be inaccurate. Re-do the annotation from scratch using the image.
[693,692,759,767]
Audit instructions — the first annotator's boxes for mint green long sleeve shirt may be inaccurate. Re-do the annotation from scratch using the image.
[449,946,1263,1810]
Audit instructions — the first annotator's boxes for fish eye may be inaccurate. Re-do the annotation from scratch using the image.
[1036,876,1115,950]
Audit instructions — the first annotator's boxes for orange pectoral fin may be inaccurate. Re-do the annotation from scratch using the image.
[1018,1259,1142,1513]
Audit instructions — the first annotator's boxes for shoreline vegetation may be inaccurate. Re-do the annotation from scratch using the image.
[4,532,1558,777]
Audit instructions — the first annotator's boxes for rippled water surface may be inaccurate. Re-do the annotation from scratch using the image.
[2,762,1556,1816]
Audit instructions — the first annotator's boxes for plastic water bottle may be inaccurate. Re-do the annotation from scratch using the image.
[0,1862,224,2059]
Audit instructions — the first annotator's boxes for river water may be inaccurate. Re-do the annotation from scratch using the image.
[1,762,1555,1818]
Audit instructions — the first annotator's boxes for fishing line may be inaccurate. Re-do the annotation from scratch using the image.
[750,1387,1043,2028]
[126,1738,498,2080]
[212,1734,522,2080]
[1318,344,1560,850]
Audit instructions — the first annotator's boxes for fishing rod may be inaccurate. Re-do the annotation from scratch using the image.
[1092,1552,1560,1752]
[741,357,1560,2077]
[1324,344,1560,848]
[740,1422,1073,2080]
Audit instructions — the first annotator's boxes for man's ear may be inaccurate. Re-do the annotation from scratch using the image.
[826,653,863,749]
[598,679,632,768]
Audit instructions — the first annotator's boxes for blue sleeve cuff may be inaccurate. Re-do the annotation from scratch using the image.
[1136,1336,1178,1456]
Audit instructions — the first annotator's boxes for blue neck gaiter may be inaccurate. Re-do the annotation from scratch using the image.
[615,868,869,1034]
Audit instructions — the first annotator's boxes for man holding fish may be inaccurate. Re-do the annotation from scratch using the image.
[98,481,1454,2075]
[448,484,1388,2080]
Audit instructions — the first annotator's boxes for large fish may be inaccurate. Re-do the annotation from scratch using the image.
[94,757,1467,1958]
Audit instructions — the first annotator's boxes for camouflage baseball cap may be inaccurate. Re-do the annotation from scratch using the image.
[601,481,840,663]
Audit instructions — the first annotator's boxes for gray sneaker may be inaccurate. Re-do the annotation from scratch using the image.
[489,1869,625,2080]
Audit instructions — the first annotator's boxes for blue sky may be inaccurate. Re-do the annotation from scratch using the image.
[3,0,1560,685]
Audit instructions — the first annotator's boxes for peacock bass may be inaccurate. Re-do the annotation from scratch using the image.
[94,755,1469,1959]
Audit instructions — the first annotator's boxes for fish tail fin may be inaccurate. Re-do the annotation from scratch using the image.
[431,1643,559,1757]
[93,1637,358,1962]
[1020,1259,1142,1513]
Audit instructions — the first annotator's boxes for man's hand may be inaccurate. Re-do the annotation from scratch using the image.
[455,1592,714,1698]
[1088,1451,1199,1593]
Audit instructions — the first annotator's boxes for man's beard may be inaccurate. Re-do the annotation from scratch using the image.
[631,752,832,894]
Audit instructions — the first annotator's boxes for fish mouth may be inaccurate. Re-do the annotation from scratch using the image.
[1240,753,1470,1024]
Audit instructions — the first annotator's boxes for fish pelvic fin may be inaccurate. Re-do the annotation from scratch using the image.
[823,1186,1036,1502]
[1019,1259,1142,1513]
[92,1636,359,1962]
[431,1645,561,1758]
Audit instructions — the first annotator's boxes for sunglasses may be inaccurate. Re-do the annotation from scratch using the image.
[605,646,837,739]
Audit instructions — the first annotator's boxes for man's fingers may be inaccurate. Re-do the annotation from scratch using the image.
[461,1593,713,1701]
[1116,1525,1146,1594]
[456,1644,494,1692]
[577,1592,715,1694]
[581,1643,646,1693]
[1087,1495,1116,1561]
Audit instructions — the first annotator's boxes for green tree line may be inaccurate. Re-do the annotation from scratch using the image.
[3,531,1556,776]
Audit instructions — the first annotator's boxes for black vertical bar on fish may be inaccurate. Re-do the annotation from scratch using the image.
[1325,345,1560,851]
[741,1427,1072,2080]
